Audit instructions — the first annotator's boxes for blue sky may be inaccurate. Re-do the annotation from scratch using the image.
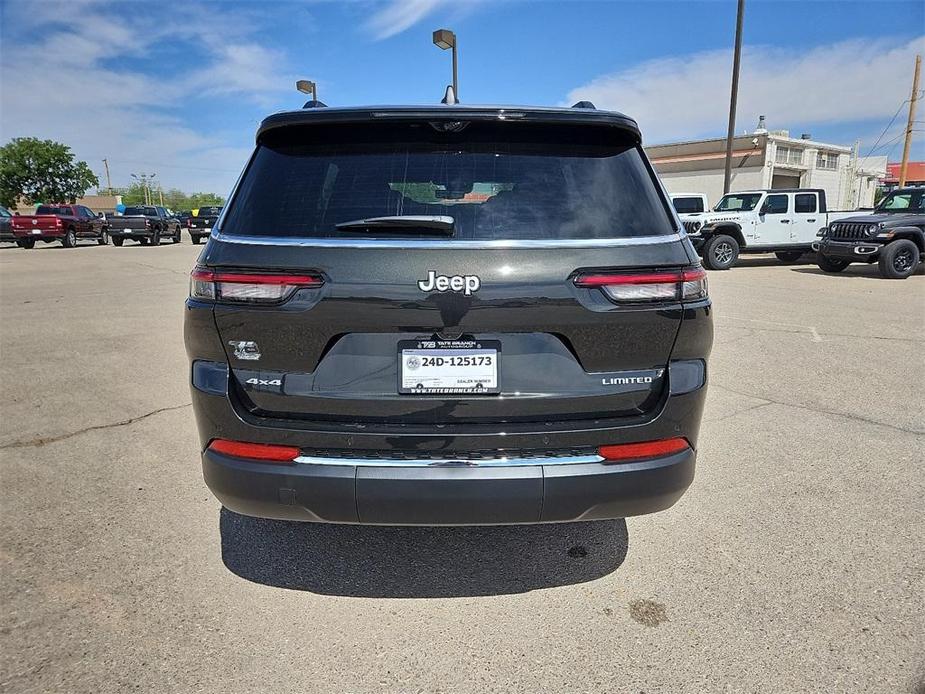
[1,0,923,195]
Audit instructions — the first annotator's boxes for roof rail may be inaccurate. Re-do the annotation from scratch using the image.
[302,99,328,109]
[571,101,596,110]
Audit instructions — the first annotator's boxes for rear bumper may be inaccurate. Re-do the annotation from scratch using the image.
[110,229,154,238]
[203,447,695,525]
[190,356,707,525]
[13,229,63,239]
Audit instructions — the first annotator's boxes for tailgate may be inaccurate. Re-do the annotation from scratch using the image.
[207,241,690,424]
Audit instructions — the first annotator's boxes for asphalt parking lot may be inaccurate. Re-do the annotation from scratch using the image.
[0,241,923,693]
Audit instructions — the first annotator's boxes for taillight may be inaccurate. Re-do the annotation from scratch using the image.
[574,268,707,302]
[598,437,690,462]
[190,266,324,303]
[208,439,299,463]
[186,218,192,228]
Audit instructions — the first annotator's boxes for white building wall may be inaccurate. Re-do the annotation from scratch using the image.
[659,167,766,209]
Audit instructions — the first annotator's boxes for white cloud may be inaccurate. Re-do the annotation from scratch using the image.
[565,35,925,146]
[364,0,443,40]
[0,1,298,194]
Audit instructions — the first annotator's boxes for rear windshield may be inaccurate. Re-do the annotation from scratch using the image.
[221,122,675,240]
[197,207,223,216]
[36,206,71,215]
[672,197,705,214]
[123,207,156,216]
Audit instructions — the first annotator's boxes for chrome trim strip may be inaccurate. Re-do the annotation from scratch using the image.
[293,453,605,468]
[211,231,684,249]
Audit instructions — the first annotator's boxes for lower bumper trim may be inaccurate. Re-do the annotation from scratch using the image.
[203,448,695,525]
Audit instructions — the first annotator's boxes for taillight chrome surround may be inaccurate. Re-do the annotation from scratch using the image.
[190,266,324,304]
[574,268,707,303]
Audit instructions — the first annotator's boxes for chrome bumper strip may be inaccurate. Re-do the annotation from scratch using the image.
[292,453,605,468]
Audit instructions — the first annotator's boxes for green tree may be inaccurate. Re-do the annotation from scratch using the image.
[0,138,99,207]
[113,184,225,210]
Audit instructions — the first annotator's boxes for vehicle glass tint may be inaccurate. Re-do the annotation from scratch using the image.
[878,190,924,212]
[222,122,674,240]
[123,207,157,216]
[794,194,817,213]
[672,197,704,213]
[762,195,789,214]
[36,206,71,215]
[714,193,762,212]
[198,207,223,216]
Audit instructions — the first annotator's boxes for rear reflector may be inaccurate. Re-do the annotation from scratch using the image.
[575,268,707,302]
[598,437,690,462]
[208,439,300,463]
[190,266,323,303]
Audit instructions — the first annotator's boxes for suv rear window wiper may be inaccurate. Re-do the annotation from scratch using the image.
[335,215,455,235]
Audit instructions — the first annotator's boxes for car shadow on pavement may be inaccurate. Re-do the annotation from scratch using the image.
[790,265,925,278]
[732,255,818,268]
[219,508,629,597]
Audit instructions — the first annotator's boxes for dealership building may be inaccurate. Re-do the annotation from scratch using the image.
[645,117,887,210]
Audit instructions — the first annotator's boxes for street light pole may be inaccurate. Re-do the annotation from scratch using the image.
[433,29,458,101]
[296,80,318,104]
[723,0,745,195]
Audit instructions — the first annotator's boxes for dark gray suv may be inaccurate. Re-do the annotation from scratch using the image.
[184,103,713,525]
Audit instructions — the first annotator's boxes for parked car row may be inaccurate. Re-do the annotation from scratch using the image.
[671,188,923,278]
[1,205,223,249]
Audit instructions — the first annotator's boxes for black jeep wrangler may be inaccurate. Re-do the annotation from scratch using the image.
[815,188,924,279]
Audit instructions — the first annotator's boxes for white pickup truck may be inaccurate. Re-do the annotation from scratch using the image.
[680,189,857,270]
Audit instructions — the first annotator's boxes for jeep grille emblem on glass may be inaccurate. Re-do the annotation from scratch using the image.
[417,270,480,296]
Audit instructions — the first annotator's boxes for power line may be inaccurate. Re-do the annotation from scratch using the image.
[858,99,909,169]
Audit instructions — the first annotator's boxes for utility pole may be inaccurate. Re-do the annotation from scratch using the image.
[102,158,113,195]
[158,185,164,207]
[131,172,156,205]
[898,54,921,187]
[723,0,746,195]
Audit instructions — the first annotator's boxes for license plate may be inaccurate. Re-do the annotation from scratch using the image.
[32,230,41,234]
[398,339,500,394]
[123,227,133,232]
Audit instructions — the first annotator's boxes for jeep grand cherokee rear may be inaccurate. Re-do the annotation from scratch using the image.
[184,104,713,525]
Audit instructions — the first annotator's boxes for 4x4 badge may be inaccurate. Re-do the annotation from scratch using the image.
[417,270,480,296]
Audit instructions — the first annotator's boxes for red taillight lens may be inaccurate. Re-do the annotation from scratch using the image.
[598,437,690,462]
[574,268,707,302]
[208,439,300,463]
[190,266,324,303]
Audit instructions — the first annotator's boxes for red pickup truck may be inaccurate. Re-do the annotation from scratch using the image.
[11,204,109,248]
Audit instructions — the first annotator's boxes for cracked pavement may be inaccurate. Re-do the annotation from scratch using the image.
[1,244,923,693]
